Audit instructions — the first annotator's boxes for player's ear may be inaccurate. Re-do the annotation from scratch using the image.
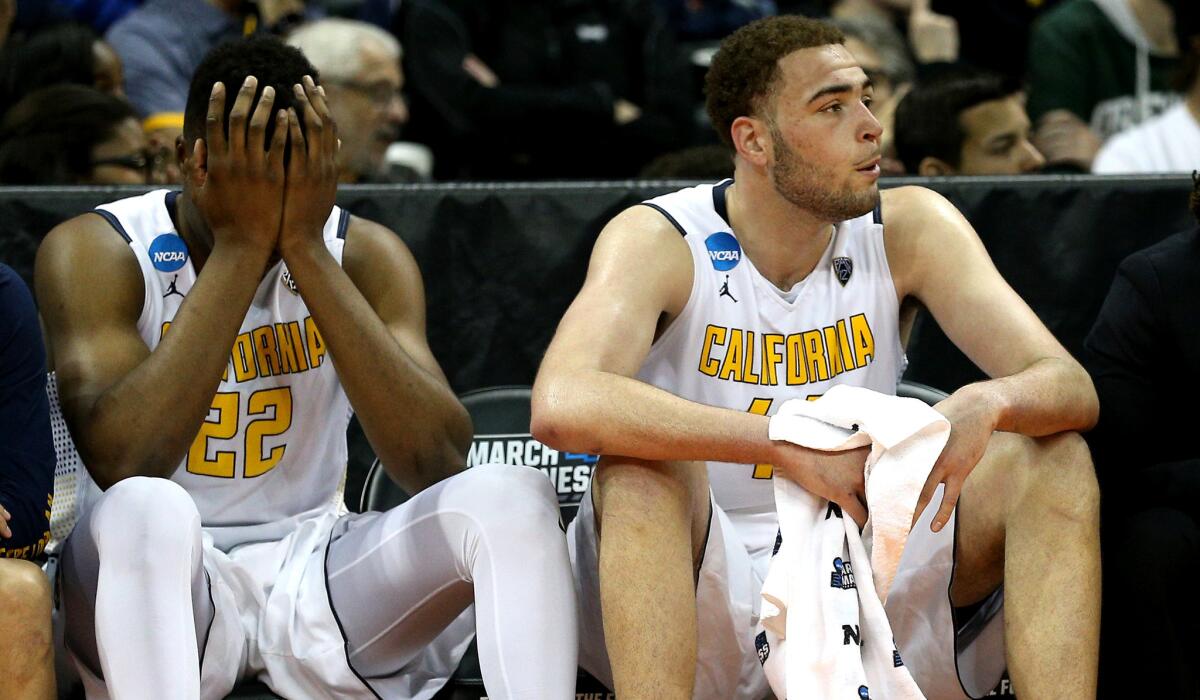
[731,115,769,168]
[180,135,208,187]
[917,156,955,177]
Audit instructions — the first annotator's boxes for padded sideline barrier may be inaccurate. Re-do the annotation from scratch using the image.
[1,175,1192,504]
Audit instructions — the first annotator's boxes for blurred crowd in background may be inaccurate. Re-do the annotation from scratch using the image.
[0,0,1195,185]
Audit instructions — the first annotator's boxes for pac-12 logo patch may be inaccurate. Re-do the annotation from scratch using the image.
[833,256,853,286]
[704,231,741,271]
[149,233,188,273]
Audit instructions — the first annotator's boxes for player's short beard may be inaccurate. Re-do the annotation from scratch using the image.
[768,121,878,222]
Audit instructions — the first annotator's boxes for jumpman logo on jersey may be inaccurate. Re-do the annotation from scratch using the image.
[718,275,738,303]
[162,275,184,299]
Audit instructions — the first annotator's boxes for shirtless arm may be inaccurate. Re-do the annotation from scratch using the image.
[533,205,870,523]
[275,79,470,493]
[883,186,1099,529]
[35,79,285,489]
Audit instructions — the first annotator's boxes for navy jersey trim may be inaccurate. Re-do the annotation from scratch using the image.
[323,526,386,700]
[712,179,733,226]
[198,568,215,671]
[872,201,883,225]
[90,210,131,243]
[639,202,687,237]
[336,209,350,240]
[948,499,1003,699]
[165,190,181,231]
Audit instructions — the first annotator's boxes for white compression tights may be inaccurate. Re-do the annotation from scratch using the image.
[61,464,578,699]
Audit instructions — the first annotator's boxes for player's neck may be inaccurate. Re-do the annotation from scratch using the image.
[724,176,835,290]
[174,193,215,273]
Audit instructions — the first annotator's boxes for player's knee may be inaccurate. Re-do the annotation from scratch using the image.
[91,476,200,552]
[594,456,703,503]
[0,559,52,621]
[460,463,560,527]
[1034,432,1099,524]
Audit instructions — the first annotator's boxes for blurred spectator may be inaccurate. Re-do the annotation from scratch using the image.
[1027,0,1180,172]
[1093,0,1200,173]
[0,22,123,112]
[396,0,693,180]
[105,0,305,151]
[655,0,776,42]
[287,18,417,182]
[1085,175,1200,698]
[929,0,1062,83]
[0,84,168,184]
[830,0,960,66]
[894,69,1045,175]
[32,0,142,33]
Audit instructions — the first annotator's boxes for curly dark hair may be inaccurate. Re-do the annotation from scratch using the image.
[183,35,319,147]
[704,16,845,150]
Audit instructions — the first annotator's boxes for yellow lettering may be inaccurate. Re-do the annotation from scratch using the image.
[803,329,830,382]
[159,321,171,340]
[786,333,808,385]
[275,323,299,374]
[836,319,856,370]
[698,325,726,377]
[850,313,875,368]
[823,325,844,378]
[762,334,784,386]
[244,387,292,477]
[252,326,282,377]
[187,392,239,478]
[717,328,744,382]
[304,317,327,369]
[742,331,760,384]
[231,333,257,382]
[287,321,310,372]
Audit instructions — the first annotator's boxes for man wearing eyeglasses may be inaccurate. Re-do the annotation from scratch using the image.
[288,18,415,183]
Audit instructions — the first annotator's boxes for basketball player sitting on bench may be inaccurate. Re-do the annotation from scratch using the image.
[36,36,577,700]
[533,16,1100,700]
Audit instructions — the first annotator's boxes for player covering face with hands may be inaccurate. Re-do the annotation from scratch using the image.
[38,36,576,700]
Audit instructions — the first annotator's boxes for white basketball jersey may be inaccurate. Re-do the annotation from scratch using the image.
[95,190,351,550]
[637,181,906,522]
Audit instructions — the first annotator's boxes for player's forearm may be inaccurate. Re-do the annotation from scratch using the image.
[967,356,1099,437]
[82,243,270,487]
[284,244,471,488]
[531,368,776,465]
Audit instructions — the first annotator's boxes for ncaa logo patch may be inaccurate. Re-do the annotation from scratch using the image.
[149,233,188,273]
[832,256,853,286]
[704,231,741,272]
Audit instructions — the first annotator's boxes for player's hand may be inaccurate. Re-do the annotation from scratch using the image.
[914,385,1000,533]
[0,504,12,539]
[772,443,870,528]
[279,75,339,261]
[191,76,287,258]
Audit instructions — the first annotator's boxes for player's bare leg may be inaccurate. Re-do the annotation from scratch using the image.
[0,559,55,700]
[593,457,712,700]
[951,432,1100,699]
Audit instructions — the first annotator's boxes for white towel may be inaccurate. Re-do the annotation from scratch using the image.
[755,384,951,700]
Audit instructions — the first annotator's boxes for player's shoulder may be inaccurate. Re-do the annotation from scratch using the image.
[595,203,692,260]
[880,185,974,243]
[38,210,140,275]
[36,211,144,319]
[341,213,424,292]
